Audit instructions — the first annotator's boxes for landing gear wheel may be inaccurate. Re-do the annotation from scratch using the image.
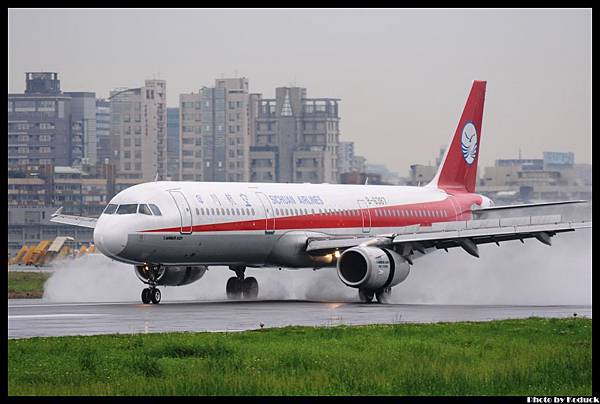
[358,289,374,303]
[150,288,161,304]
[242,277,259,300]
[141,288,151,304]
[375,288,392,304]
[226,277,243,299]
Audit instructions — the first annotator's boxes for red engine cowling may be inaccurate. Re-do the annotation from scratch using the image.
[336,246,410,290]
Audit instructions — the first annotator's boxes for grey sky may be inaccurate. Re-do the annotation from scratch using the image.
[8,9,591,174]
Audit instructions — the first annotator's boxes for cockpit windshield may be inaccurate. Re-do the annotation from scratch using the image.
[103,204,118,214]
[149,204,162,216]
[116,204,138,214]
[138,204,153,215]
[103,203,161,216]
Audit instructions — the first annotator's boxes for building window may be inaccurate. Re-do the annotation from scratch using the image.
[14,100,36,112]
[37,100,55,111]
[39,123,55,130]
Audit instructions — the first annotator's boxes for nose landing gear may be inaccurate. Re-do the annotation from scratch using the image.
[142,287,161,304]
[135,264,165,304]
[226,266,259,300]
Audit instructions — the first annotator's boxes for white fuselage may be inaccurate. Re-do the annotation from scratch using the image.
[94,181,488,268]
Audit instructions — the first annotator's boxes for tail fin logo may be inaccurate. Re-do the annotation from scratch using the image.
[460,121,478,165]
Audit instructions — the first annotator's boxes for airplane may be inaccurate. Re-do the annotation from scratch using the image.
[51,80,591,304]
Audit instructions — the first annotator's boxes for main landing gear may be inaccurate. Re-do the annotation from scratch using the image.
[359,287,392,304]
[226,265,258,300]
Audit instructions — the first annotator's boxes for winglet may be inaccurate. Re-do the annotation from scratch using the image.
[51,207,64,217]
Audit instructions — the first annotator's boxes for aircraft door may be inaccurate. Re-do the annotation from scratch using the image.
[358,200,371,233]
[448,195,461,220]
[168,190,193,234]
[255,192,275,234]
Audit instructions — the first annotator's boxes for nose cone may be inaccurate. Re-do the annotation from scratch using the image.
[94,218,128,258]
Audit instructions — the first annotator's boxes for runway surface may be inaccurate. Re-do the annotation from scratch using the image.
[8,298,591,339]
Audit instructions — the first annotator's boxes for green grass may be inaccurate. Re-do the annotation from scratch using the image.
[8,271,50,298]
[8,317,591,395]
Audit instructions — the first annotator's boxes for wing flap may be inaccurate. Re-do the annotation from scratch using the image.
[306,236,393,255]
[304,215,591,256]
[392,219,588,245]
[472,200,588,215]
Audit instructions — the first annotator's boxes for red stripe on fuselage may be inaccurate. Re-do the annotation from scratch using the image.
[140,195,482,233]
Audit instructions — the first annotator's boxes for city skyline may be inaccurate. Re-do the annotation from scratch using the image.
[9,9,591,173]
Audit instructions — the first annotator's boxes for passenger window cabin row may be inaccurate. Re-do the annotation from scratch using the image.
[193,205,450,219]
[102,200,450,221]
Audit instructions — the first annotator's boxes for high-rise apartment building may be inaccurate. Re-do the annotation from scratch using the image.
[337,141,355,175]
[179,93,202,181]
[167,107,181,180]
[64,92,97,165]
[251,87,341,183]
[96,99,111,164]
[109,79,167,181]
[9,73,99,169]
[9,73,73,169]
[179,78,254,182]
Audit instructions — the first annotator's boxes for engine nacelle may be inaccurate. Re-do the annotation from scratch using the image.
[135,265,207,286]
[336,246,410,290]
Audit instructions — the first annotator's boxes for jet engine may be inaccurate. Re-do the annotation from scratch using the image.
[336,246,410,290]
[135,265,207,286]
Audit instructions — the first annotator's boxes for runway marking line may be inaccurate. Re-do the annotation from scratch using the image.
[9,314,108,319]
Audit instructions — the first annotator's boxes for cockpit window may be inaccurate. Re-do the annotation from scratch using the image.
[149,204,162,216]
[103,204,118,215]
[116,204,138,214]
[138,204,153,215]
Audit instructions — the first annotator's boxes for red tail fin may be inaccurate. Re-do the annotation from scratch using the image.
[428,80,486,193]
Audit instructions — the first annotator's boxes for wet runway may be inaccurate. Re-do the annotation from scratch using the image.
[8,298,591,339]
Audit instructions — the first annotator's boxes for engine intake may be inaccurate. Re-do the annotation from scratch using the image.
[337,246,410,290]
[135,265,207,286]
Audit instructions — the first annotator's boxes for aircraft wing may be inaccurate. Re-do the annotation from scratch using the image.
[305,215,591,259]
[472,200,588,216]
[49,207,98,229]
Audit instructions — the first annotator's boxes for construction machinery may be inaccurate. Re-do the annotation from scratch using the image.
[23,240,52,266]
[9,237,97,267]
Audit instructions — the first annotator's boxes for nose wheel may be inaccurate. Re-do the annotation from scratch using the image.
[141,287,161,304]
